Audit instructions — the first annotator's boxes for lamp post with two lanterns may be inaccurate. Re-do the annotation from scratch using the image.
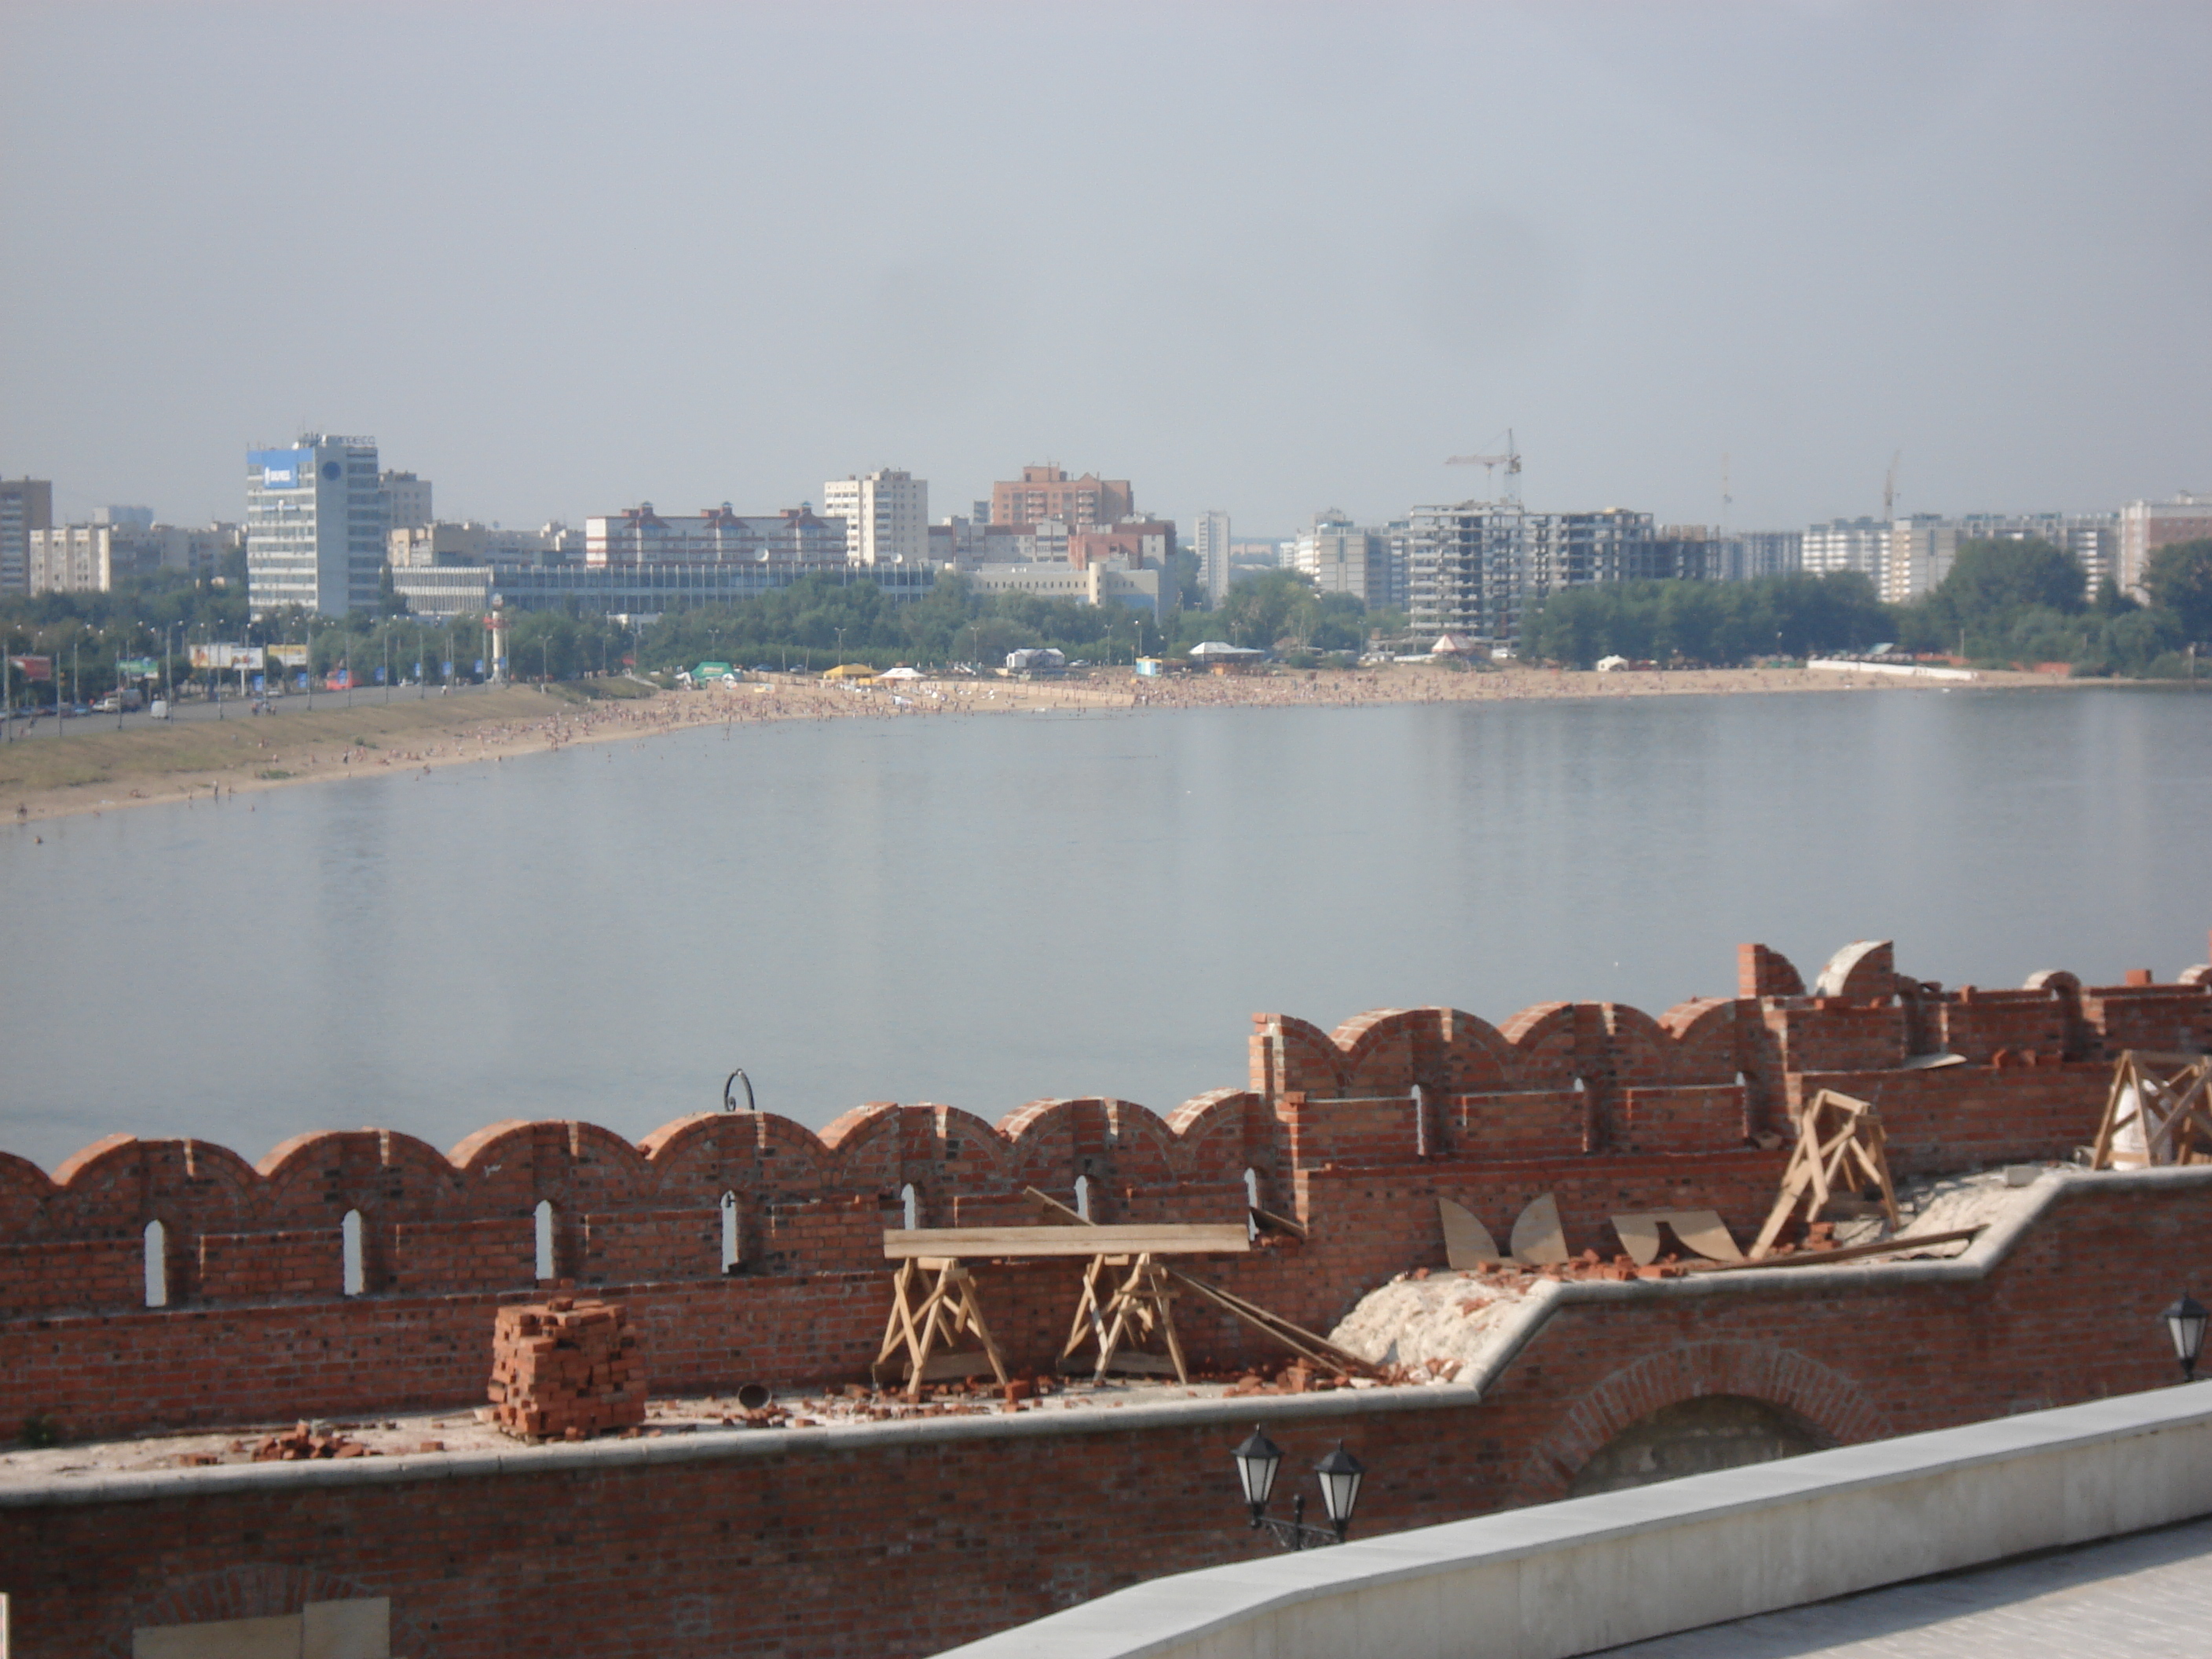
[1230,1428,1366,1550]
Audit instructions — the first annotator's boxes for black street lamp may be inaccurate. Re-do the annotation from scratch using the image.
[1231,1428,1367,1549]
[2163,1294,2208,1382]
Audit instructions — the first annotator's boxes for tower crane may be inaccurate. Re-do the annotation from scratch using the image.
[1446,429,1522,505]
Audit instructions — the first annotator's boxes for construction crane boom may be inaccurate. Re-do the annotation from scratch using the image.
[1445,428,1522,504]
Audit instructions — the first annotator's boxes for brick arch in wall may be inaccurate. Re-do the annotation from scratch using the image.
[1507,1339,1892,1508]
[1332,1008,1522,1097]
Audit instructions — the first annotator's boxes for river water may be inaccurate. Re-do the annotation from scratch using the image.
[3,687,2206,1173]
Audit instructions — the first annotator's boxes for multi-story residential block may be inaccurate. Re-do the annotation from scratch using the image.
[27,521,239,593]
[1533,509,1657,589]
[1,478,54,595]
[1193,511,1232,606]
[1723,531,1804,580]
[2119,494,2212,599]
[1957,513,2116,598]
[246,435,387,616]
[1407,504,1657,645]
[94,506,155,529]
[380,472,433,531]
[584,504,848,567]
[1871,513,2118,605]
[822,469,928,565]
[1800,518,1891,589]
[1293,511,1401,609]
[1069,518,1174,572]
[1878,515,1960,605]
[1407,503,1529,644]
[989,465,1133,532]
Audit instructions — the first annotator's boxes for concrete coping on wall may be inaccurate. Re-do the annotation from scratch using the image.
[929,1384,2212,1659]
[3,1164,2202,1514]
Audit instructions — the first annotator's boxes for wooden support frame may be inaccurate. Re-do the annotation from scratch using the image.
[1750,1089,1900,1260]
[1059,1251,1191,1382]
[870,1257,1010,1401]
[2091,1051,2212,1170]
[1020,1186,1376,1380]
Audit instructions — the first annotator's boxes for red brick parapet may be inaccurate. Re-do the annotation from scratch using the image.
[0,935,2204,1441]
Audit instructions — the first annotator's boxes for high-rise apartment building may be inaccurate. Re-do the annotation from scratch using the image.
[822,469,928,565]
[1800,518,1891,589]
[1293,511,1402,610]
[1193,511,1232,606]
[1878,515,1961,605]
[28,521,239,594]
[989,465,1133,533]
[381,471,434,532]
[1407,504,1529,644]
[1957,513,2116,599]
[1407,504,1657,645]
[1,478,54,595]
[246,435,386,616]
[2119,494,2212,599]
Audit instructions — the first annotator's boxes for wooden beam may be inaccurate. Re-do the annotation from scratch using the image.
[1708,1225,1983,1273]
[883,1224,1251,1259]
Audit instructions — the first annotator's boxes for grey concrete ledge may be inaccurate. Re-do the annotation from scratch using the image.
[932,1385,2212,1659]
[5,1166,2201,1513]
[0,1382,1481,1511]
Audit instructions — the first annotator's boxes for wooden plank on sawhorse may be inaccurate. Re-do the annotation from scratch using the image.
[881,1223,1251,1260]
[870,1257,1010,1401]
[1750,1088,1900,1260]
[1058,1251,1191,1382]
[2092,1050,2212,1170]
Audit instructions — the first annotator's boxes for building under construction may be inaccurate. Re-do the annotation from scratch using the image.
[1406,503,1658,647]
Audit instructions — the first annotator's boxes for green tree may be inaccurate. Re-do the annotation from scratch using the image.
[2142,538,2212,642]
[1214,568,1316,649]
[1933,538,2085,622]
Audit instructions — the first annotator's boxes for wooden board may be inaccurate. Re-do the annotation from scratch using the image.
[1439,1198,1503,1269]
[1612,1209,1744,1265]
[883,1224,1251,1259]
[1509,1194,1569,1265]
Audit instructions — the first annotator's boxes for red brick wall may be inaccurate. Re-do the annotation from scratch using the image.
[1442,1090,1587,1159]
[3,1175,2202,1659]
[1789,1062,2110,1177]
[196,1228,342,1302]
[583,1208,723,1286]
[0,1236,140,1314]
[3,957,2204,1441]
[1617,1086,1747,1156]
[389,1215,534,1295]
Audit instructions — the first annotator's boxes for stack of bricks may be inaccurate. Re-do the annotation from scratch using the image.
[487,1296,647,1441]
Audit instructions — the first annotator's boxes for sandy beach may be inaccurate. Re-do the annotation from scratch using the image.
[0,662,2074,826]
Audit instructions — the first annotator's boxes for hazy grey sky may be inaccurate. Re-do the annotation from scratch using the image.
[4,2,2207,539]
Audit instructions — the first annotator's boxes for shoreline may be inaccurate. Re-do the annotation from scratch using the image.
[0,663,2093,827]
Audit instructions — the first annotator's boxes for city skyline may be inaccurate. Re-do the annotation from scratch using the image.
[3,4,2207,537]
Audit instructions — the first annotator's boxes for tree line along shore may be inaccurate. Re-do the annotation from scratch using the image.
[0,661,2090,828]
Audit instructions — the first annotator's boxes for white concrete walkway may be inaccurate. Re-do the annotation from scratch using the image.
[1595,1514,2212,1657]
